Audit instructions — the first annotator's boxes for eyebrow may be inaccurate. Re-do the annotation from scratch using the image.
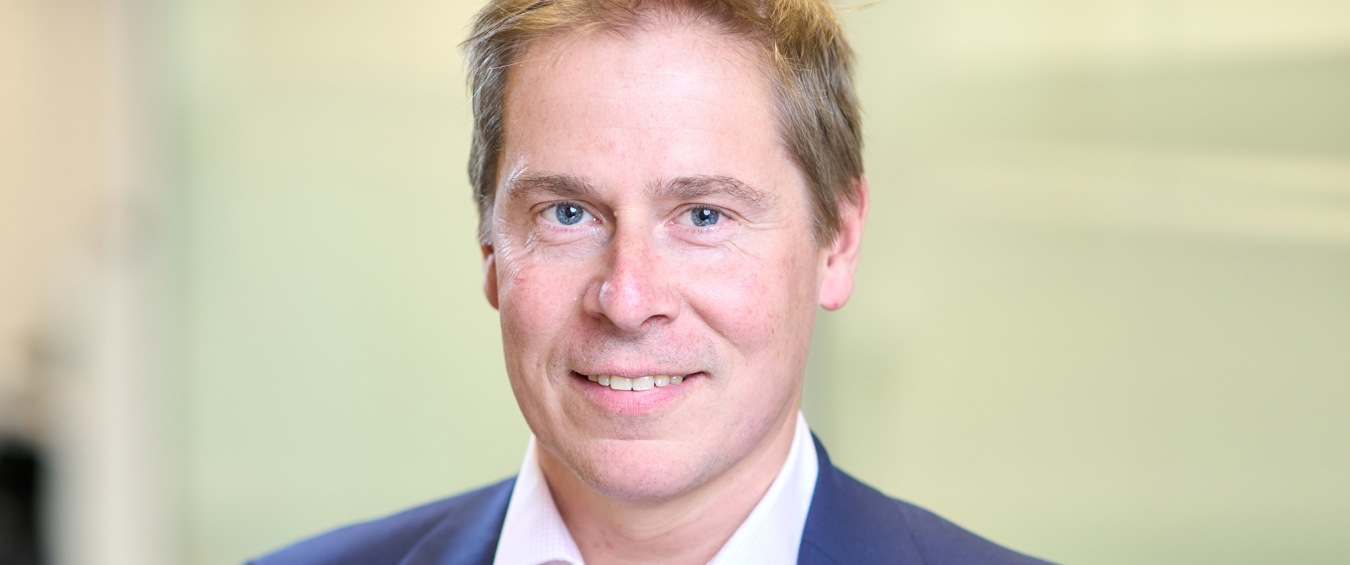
[505,173,599,202]
[506,173,775,211]
[657,175,776,211]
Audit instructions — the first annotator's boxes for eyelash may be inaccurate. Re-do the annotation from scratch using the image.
[677,205,726,228]
[541,201,596,227]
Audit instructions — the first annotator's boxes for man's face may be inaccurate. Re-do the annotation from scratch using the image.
[483,21,860,501]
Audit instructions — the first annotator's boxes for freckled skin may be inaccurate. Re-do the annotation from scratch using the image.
[480,18,866,563]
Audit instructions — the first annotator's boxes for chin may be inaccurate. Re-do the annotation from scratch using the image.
[563,438,722,501]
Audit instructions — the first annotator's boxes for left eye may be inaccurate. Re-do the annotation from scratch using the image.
[688,207,720,227]
[550,203,591,226]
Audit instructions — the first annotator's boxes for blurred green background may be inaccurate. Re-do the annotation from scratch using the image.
[3,0,1349,564]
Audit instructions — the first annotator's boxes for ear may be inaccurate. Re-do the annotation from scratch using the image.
[819,176,869,311]
[482,243,500,310]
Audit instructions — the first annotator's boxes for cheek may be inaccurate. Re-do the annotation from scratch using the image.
[497,257,582,355]
[686,248,818,352]
[500,260,552,309]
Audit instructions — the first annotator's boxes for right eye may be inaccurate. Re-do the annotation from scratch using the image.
[547,202,593,226]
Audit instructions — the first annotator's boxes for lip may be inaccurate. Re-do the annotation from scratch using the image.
[570,370,702,415]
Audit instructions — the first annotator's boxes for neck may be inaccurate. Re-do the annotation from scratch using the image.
[538,411,800,565]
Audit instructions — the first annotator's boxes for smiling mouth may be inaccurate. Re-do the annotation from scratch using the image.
[578,372,691,391]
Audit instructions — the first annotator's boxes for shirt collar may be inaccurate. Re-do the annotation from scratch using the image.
[493,435,585,565]
[493,412,819,565]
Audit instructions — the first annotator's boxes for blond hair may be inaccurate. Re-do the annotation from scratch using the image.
[463,0,863,244]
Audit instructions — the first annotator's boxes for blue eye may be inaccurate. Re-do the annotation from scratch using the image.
[555,203,586,225]
[690,207,720,227]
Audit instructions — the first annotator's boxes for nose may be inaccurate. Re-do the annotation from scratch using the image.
[583,226,679,333]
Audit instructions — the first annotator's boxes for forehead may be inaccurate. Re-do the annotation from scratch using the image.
[508,14,769,102]
[498,22,794,189]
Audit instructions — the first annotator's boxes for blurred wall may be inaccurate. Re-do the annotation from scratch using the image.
[815,2,1350,563]
[5,0,1347,564]
[161,1,522,563]
[2,0,167,564]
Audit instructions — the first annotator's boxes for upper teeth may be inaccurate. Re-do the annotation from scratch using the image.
[587,374,685,391]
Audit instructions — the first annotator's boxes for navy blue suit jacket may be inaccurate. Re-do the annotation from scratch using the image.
[251,437,1052,564]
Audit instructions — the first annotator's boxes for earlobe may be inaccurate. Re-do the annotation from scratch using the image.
[819,176,869,311]
[482,243,500,310]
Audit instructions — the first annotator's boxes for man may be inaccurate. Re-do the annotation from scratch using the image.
[254,0,1052,563]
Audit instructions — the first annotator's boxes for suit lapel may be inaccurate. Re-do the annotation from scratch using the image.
[395,439,919,564]
[798,435,922,564]
[399,477,514,565]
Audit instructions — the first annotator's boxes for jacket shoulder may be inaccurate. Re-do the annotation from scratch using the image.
[889,496,1053,565]
[801,436,1053,564]
[248,477,514,565]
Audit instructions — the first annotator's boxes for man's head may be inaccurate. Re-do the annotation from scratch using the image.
[466,0,867,504]
[465,0,864,246]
